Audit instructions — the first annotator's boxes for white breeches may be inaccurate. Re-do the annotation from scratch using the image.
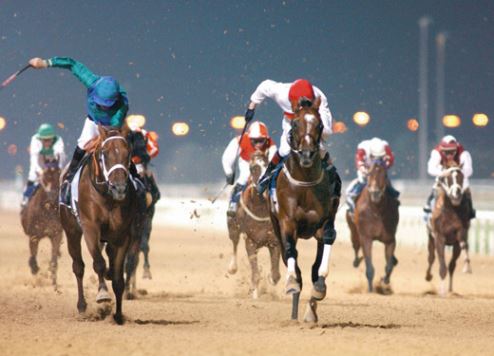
[77,118,99,150]
[28,164,40,182]
[235,158,250,186]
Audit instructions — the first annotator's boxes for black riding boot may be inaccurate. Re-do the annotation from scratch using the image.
[465,190,476,219]
[423,190,434,213]
[257,161,278,194]
[60,147,86,206]
[322,152,341,197]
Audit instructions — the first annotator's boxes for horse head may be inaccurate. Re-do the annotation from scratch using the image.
[95,125,131,201]
[438,161,464,206]
[249,150,268,185]
[289,96,323,168]
[39,156,61,198]
[367,158,388,203]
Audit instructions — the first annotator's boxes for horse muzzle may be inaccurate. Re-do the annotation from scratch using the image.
[298,149,316,168]
[109,183,128,201]
[368,188,384,203]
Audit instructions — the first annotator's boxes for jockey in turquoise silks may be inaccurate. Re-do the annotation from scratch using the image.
[28,57,130,206]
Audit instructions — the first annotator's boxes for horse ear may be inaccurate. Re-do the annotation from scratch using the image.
[97,124,107,138]
[121,122,131,138]
[313,96,321,110]
[290,99,299,114]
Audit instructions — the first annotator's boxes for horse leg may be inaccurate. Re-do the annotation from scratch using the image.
[66,230,87,313]
[460,237,472,274]
[361,236,375,292]
[49,231,63,287]
[125,239,140,300]
[141,216,152,279]
[28,238,40,275]
[112,242,130,325]
[347,212,362,268]
[227,216,240,274]
[382,241,397,285]
[83,229,111,303]
[245,238,260,299]
[435,238,448,296]
[425,233,435,281]
[310,222,336,301]
[448,242,461,293]
[267,245,281,285]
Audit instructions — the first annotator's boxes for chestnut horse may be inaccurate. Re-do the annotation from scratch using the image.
[20,157,63,286]
[227,150,281,298]
[346,159,399,293]
[425,161,472,296]
[269,97,340,322]
[60,125,140,324]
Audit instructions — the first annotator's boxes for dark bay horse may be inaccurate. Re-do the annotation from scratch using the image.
[125,166,160,299]
[269,97,339,322]
[20,157,63,286]
[227,150,281,298]
[346,159,399,293]
[425,161,471,296]
[60,125,140,324]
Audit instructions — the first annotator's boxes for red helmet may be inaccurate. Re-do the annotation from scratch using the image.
[248,121,269,139]
[288,79,315,103]
[439,135,458,151]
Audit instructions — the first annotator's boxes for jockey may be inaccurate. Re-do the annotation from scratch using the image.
[345,137,400,213]
[243,79,340,195]
[28,57,133,206]
[127,121,161,206]
[423,135,475,219]
[22,123,66,207]
[222,121,277,217]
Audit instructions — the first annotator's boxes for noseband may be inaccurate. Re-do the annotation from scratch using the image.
[95,136,129,185]
[438,167,463,197]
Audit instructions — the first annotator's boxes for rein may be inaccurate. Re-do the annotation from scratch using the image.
[239,191,270,222]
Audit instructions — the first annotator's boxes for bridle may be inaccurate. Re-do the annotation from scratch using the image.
[437,166,464,198]
[94,135,130,186]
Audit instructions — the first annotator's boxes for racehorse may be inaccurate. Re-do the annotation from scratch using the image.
[20,157,63,286]
[226,150,281,298]
[125,167,160,299]
[60,125,140,324]
[425,161,472,296]
[269,97,339,322]
[346,159,399,293]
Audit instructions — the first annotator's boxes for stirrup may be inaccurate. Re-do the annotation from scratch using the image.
[59,180,71,206]
[227,201,238,217]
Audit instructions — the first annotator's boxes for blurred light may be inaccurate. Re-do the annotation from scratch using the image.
[472,113,489,127]
[407,118,419,132]
[230,115,245,130]
[57,122,65,129]
[332,121,347,134]
[172,121,190,136]
[126,114,146,130]
[442,114,461,128]
[353,112,370,127]
[0,117,6,131]
[7,144,17,156]
[15,165,23,176]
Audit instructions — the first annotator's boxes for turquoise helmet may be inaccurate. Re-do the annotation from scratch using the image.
[36,123,56,139]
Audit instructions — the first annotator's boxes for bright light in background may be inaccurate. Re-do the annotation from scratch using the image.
[230,115,245,130]
[172,121,190,136]
[353,112,370,127]
[57,122,65,129]
[407,118,419,132]
[332,121,347,134]
[472,113,489,127]
[442,114,461,128]
[126,114,146,130]
[0,117,6,131]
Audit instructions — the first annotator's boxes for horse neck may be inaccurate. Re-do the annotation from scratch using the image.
[286,153,323,181]
[242,183,268,211]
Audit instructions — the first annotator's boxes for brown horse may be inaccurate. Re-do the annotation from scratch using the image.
[226,150,281,298]
[425,161,471,296]
[346,159,399,293]
[20,157,63,286]
[60,125,140,324]
[269,97,339,322]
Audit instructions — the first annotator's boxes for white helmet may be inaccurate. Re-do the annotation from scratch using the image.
[248,121,269,139]
[369,137,386,157]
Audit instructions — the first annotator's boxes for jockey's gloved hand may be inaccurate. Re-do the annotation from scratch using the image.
[244,108,255,123]
[226,173,235,185]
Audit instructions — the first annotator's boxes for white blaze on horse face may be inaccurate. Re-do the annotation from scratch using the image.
[318,244,332,277]
[304,113,316,124]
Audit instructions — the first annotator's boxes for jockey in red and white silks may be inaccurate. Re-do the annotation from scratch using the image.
[345,137,399,213]
[222,121,277,216]
[424,135,475,219]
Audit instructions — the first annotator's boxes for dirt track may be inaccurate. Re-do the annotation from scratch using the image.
[1,209,494,355]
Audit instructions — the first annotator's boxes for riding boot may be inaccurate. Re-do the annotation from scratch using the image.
[386,183,401,205]
[322,152,341,197]
[60,147,86,206]
[346,180,366,213]
[227,183,245,217]
[257,151,282,194]
[423,190,434,214]
[465,189,476,219]
[129,162,147,211]
[21,180,36,207]
[147,173,161,205]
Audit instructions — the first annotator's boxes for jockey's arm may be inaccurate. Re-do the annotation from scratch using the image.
[29,136,43,177]
[267,144,278,161]
[109,91,129,127]
[460,151,473,178]
[427,150,443,177]
[46,57,99,88]
[355,148,367,170]
[221,137,240,176]
[249,79,282,108]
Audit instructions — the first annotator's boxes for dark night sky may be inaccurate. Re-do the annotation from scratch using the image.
[1,0,493,183]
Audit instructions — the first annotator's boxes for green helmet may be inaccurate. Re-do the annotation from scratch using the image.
[36,123,56,139]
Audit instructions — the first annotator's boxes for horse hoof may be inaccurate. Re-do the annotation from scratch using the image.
[142,268,152,280]
[303,299,318,323]
[353,257,363,268]
[425,273,433,282]
[311,277,326,301]
[462,265,472,274]
[392,256,399,266]
[96,289,112,303]
[113,313,125,325]
[285,275,301,295]
[227,262,238,275]
[77,301,87,313]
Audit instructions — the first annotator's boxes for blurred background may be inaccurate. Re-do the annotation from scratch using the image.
[0,0,493,186]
